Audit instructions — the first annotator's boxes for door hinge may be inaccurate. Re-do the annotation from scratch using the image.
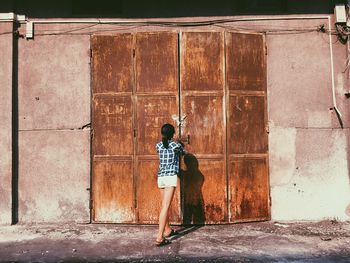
[133,49,135,58]
[90,128,94,139]
[133,129,136,138]
[89,49,93,58]
[89,199,93,210]
[265,45,267,56]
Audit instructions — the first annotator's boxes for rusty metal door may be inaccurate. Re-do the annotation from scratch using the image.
[225,32,270,222]
[180,32,228,224]
[91,33,181,223]
[134,32,181,224]
[91,34,135,223]
[91,31,269,224]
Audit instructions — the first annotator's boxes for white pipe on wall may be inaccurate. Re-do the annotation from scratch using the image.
[327,15,343,120]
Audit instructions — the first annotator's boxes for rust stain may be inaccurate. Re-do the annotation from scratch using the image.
[136,96,178,155]
[228,95,267,154]
[230,158,269,221]
[181,32,226,224]
[226,32,266,91]
[92,34,133,93]
[136,32,178,93]
[137,160,181,224]
[93,96,133,156]
[182,154,226,224]
[92,160,134,223]
[91,31,269,225]
[181,32,224,91]
[183,96,224,155]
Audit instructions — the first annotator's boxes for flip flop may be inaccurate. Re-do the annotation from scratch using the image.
[164,228,178,238]
[155,238,171,247]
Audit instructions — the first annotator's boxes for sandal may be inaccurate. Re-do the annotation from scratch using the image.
[155,238,171,247]
[164,228,178,238]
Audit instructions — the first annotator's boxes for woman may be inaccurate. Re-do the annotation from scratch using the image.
[155,123,184,246]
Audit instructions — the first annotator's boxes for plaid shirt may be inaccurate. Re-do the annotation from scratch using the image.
[156,140,184,177]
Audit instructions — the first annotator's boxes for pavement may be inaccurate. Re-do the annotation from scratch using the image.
[0,220,349,262]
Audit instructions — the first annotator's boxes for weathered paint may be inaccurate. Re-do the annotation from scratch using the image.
[91,34,135,223]
[226,33,265,91]
[92,32,181,223]
[19,35,90,130]
[136,32,178,93]
[230,158,269,221]
[19,130,90,222]
[269,128,350,220]
[228,96,267,154]
[1,15,349,223]
[181,32,227,223]
[226,32,270,222]
[92,159,134,222]
[137,159,181,223]
[92,34,133,94]
[135,32,180,224]
[16,33,90,223]
[0,22,13,224]
[181,32,224,91]
[266,18,350,220]
[93,95,133,156]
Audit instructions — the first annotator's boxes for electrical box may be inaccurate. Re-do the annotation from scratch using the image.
[335,4,347,24]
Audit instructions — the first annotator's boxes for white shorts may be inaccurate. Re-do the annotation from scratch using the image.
[157,175,178,188]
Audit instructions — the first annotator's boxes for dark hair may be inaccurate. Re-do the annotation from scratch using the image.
[161,123,175,149]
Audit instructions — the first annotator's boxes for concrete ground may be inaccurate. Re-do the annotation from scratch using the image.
[0,220,349,262]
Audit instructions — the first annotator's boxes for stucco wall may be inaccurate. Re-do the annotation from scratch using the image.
[267,18,350,220]
[0,22,13,224]
[17,33,91,223]
[2,14,349,223]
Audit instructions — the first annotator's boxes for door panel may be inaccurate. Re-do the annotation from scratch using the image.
[137,159,181,223]
[92,159,134,222]
[228,95,267,154]
[136,32,178,93]
[135,32,181,224]
[181,32,224,91]
[226,32,270,223]
[91,31,270,224]
[226,33,266,91]
[181,32,227,224]
[92,34,135,223]
[92,34,133,93]
[183,158,226,224]
[182,96,224,154]
[93,96,133,156]
[229,158,269,221]
[136,96,178,156]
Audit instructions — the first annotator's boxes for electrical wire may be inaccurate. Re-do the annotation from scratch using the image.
[26,23,332,37]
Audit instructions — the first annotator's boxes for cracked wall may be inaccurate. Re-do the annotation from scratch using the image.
[0,22,13,224]
[267,18,350,220]
[2,15,350,223]
[17,34,91,223]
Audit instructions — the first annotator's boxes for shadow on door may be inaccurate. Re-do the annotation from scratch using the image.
[182,153,205,225]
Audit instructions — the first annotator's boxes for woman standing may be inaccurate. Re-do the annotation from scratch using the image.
[155,123,184,246]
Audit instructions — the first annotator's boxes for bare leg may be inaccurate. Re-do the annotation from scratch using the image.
[157,187,176,242]
[164,213,172,235]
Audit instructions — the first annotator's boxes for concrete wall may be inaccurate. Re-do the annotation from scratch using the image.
[267,18,350,220]
[0,22,13,224]
[1,14,350,223]
[17,33,91,223]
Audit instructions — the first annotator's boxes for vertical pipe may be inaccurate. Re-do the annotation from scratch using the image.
[328,16,343,128]
[11,21,19,224]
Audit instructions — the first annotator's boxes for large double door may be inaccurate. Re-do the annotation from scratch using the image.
[91,31,270,224]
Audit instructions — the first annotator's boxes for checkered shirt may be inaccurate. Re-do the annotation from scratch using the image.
[156,140,184,177]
